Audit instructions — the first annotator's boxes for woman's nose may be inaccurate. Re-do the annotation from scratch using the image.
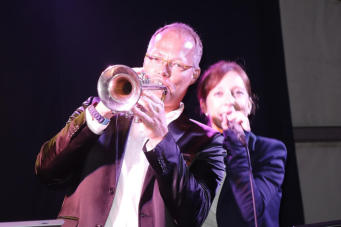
[224,92,236,105]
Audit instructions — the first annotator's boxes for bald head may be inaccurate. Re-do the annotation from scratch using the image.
[147,23,203,68]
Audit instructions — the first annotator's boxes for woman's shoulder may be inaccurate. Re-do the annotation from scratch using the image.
[250,132,287,157]
[254,134,284,146]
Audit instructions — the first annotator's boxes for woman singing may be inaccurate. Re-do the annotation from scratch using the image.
[198,61,286,227]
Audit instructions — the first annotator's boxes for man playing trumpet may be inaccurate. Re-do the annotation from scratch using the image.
[35,22,225,227]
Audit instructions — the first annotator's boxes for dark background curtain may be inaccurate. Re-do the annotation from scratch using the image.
[0,0,304,226]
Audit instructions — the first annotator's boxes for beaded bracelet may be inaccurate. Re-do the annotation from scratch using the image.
[88,104,110,125]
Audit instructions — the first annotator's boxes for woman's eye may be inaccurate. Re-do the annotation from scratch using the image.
[233,90,245,97]
[214,91,224,97]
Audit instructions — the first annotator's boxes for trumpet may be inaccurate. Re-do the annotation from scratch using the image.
[97,65,167,113]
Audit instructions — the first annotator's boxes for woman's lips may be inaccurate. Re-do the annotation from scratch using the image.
[219,110,233,117]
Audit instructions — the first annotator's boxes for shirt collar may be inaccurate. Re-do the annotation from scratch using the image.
[166,102,184,125]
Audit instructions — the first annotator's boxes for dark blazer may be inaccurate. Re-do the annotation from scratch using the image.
[216,130,287,227]
[35,96,225,227]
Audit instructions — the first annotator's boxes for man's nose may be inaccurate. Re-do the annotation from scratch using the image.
[160,61,171,78]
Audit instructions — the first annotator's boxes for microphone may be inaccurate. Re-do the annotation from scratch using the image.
[227,120,258,227]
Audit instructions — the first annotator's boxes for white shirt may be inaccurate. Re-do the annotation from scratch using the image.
[85,103,184,227]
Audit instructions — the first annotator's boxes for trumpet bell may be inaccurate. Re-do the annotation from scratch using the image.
[97,65,142,112]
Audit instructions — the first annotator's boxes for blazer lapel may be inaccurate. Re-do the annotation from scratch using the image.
[167,112,188,143]
[139,112,189,201]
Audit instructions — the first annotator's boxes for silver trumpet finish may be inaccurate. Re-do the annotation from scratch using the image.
[97,65,167,113]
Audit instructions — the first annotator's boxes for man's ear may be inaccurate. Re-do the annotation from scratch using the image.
[190,68,201,85]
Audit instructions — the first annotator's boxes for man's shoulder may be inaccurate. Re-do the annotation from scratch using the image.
[173,115,223,147]
[171,113,220,138]
[83,96,100,105]
[170,115,224,158]
[188,118,221,138]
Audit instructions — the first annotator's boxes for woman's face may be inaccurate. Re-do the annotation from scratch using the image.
[203,71,252,132]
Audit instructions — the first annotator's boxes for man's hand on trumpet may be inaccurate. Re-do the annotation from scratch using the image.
[132,91,168,150]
